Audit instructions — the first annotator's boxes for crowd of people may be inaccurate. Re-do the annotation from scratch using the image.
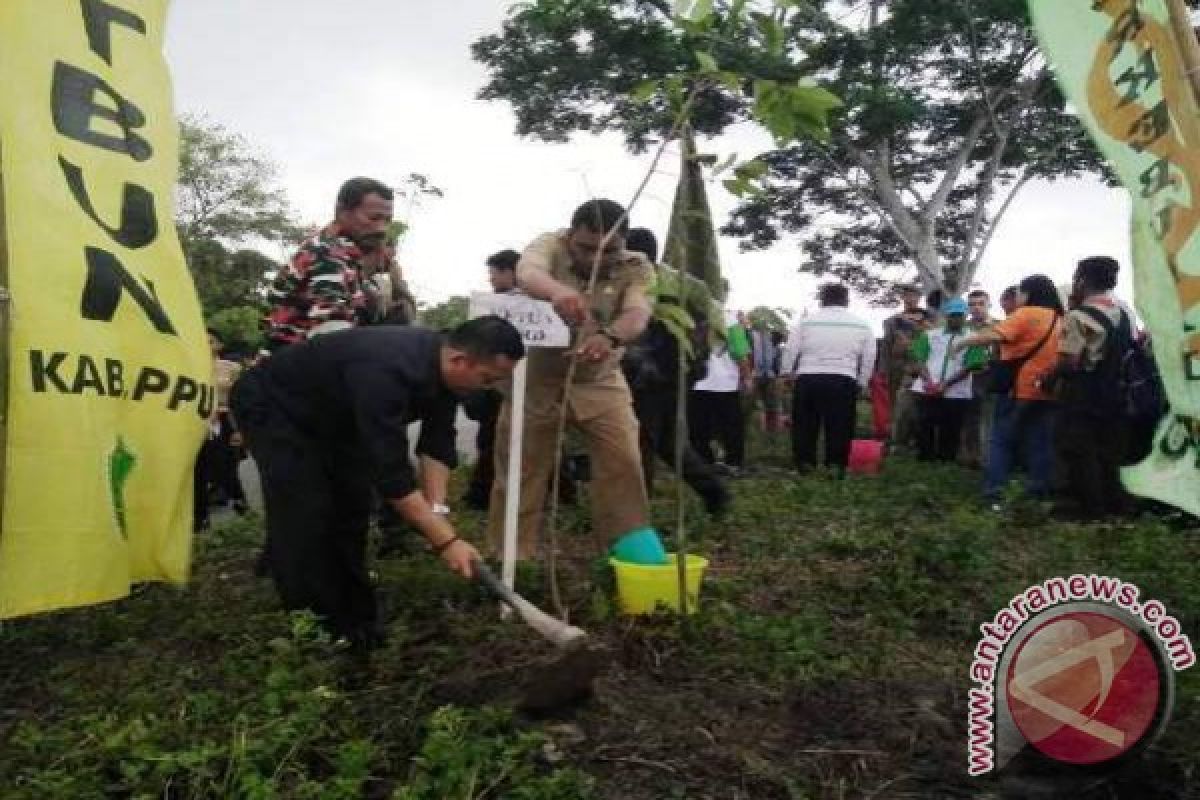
[195,175,1167,649]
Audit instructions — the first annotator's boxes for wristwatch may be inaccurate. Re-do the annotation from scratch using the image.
[431,503,450,516]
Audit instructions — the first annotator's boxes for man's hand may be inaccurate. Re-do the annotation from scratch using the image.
[440,538,480,579]
[572,332,613,363]
[551,289,589,326]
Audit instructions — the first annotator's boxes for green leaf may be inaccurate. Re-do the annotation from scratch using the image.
[737,159,769,180]
[715,70,744,93]
[752,81,842,144]
[712,152,739,176]
[752,12,786,57]
[690,0,714,22]
[631,79,659,103]
[657,303,696,330]
[694,51,719,73]
[665,75,686,112]
[723,177,750,197]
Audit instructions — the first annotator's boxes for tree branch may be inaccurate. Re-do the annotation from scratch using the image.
[920,111,989,228]
[958,71,1045,283]
[965,169,1032,287]
[838,141,938,286]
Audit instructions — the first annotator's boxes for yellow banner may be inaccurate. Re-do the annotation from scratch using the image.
[0,0,209,619]
[1031,0,1200,516]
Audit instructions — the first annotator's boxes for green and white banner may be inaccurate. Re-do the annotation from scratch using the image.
[1031,0,1200,516]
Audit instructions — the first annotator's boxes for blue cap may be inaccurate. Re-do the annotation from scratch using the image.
[942,297,968,315]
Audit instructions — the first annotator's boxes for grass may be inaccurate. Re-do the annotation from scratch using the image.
[2,428,1199,798]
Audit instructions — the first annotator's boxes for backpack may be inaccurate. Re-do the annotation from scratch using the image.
[1076,307,1167,422]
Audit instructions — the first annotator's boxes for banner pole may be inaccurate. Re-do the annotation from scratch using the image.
[1167,0,1200,102]
[0,140,10,534]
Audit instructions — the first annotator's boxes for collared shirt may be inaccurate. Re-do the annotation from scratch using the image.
[1060,295,1124,370]
[783,307,876,387]
[517,230,653,388]
[911,327,988,400]
[266,225,415,348]
[254,326,458,499]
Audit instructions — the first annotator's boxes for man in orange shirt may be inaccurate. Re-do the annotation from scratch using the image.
[956,275,1063,508]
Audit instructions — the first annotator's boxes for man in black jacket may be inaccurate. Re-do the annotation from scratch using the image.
[231,317,523,646]
[621,228,729,515]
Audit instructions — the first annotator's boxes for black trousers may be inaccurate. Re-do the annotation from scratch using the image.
[1056,410,1128,518]
[634,385,728,509]
[791,374,858,471]
[916,395,969,463]
[193,412,246,528]
[193,436,215,529]
[464,391,502,505]
[231,370,378,640]
[688,390,745,468]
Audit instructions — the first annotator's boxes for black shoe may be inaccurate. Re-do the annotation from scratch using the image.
[346,623,388,652]
[704,489,732,518]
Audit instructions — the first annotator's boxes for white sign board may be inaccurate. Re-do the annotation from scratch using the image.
[468,291,570,348]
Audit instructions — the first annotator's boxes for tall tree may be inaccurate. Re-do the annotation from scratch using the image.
[472,0,1107,297]
[176,115,300,313]
[418,296,470,331]
[188,241,277,314]
[176,115,300,250]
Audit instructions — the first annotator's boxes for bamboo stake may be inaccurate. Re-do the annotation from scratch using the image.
[1166,0,1200,102]
[671,129,695,620]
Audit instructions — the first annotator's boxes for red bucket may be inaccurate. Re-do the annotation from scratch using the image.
[848,439,885,475]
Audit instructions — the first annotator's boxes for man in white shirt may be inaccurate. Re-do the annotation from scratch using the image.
[911,298,989,462]
[783,284,876,476]
[689,311,748,475]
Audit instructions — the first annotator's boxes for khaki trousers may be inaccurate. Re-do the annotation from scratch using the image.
[486,375,649,560]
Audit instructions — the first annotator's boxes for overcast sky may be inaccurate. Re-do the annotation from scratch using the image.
[163,0,1134,332]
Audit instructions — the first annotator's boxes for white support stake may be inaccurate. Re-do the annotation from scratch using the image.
[467,291,570,612]
[501,358,527,595]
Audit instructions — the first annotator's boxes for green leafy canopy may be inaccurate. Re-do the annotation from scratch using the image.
[473,0,1112,299]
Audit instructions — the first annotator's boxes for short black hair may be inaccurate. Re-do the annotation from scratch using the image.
[967,289,989,300]
[1076,256,1120,291]
[570,198,629,236]
[336,177,393,212]
[625,227,658,263]
[1018,274,1064,313]
[486,249,520,272]
[926,289,944,310]
[1000,285,1018,300]
[447,316,525,361]
[206,327,222,342]
[818,283,849,307]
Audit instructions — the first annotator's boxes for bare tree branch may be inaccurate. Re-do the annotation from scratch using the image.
[966,169,1032,286]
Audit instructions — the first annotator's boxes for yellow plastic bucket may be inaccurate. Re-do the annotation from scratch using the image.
[609,554,710,615]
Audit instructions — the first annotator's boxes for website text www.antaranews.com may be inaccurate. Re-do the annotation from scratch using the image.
[967,574,1195,776]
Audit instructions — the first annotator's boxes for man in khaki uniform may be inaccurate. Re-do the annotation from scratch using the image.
[487,199,653,559]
